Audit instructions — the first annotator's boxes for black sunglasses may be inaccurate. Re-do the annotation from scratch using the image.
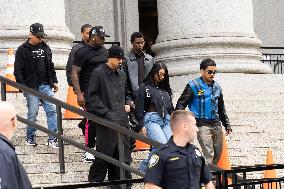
[36,36,44,39]
[205,70,217,75]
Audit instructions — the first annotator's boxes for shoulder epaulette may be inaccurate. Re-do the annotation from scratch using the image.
[159,144,169,150]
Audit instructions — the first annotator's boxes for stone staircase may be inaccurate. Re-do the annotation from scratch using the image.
[12,109,147,188]
[1,70,146,188]
[2,71,284,186]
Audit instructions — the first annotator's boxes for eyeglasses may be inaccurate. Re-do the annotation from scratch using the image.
[205,70,217,75]
[36,36,44,39]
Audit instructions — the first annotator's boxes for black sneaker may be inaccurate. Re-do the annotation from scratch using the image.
[26,138,37,146]
[46,138,59,149]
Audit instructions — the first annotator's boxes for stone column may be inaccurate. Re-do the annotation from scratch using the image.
[0,0,74,69]
[153,0,272,75]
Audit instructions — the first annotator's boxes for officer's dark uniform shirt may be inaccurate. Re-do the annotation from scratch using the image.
[144,137,213,189]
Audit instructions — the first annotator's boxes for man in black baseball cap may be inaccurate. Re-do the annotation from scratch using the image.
[89,26,110,38]
[30,23,46,37]
[14,23,59,149]
[71,25,109,109]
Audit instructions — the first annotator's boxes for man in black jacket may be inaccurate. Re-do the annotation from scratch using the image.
[0,101,32,189]
[14,23,59,148]
[87,45,133,189]
[66,24,92,86]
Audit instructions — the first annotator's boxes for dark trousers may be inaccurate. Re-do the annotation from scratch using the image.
[88,123,132,189]
[78,118,96,148]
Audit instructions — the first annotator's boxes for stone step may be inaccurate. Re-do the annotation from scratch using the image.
[18,152,85,164]
[230,118,284,126]
[225,99,284,106]
[227,112,283,119]
[228,138,284,150]
[227,106,284,112]
[15,143,85,154]
[25,151,147,186]
[13,135,85,146]
[28,172,89,185]
[24,162,91,174]
[13,124,84,137]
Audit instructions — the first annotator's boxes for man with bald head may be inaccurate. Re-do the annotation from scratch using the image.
[0,101,32,189]
[144,110,215,189]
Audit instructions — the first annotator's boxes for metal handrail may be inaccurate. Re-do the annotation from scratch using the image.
[33,178,144,189]
[0,75,161,187]
[260,47,284,74]
[213,164,284,189]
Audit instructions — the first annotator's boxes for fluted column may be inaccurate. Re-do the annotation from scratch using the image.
[153,0,272,75]
[0,0,74,69]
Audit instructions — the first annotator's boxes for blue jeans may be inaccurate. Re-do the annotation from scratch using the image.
[24,85,57,140]
[139,112,172,172]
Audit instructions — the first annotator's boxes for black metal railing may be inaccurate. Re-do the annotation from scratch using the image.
[213,164,284,189]
[260,47,284,74]
[0,75,161,188]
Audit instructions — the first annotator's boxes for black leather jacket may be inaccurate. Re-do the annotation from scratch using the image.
[14,40,58,89]
[175,82,231,128]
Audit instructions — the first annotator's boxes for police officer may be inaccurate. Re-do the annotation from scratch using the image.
[0,101,32,189]
[175,58,232,165]
[144,110,215,189]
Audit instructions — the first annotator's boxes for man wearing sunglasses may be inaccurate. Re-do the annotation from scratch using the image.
[14,23,59,148]
[71,26,109,162]
[175,58,232,166]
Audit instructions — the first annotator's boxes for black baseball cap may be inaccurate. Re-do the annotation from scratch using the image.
[108,45,124,58]
[30,23,46,37]
[89,26,110,38]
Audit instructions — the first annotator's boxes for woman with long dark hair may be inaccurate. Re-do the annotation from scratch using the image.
[136,62,174,172]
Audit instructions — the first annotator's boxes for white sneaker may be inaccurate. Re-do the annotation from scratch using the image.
[83,152,95,163]
[46,138,59,149]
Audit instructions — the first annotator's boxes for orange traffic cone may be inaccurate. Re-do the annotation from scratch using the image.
[134,139,150,151]
[217,134,232,185]
[217,134,232,170]
[263,149,278,189]
[63,86,82,119]
[5,48,19,93]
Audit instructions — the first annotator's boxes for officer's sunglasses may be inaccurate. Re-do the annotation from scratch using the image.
[205,69,217,75]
